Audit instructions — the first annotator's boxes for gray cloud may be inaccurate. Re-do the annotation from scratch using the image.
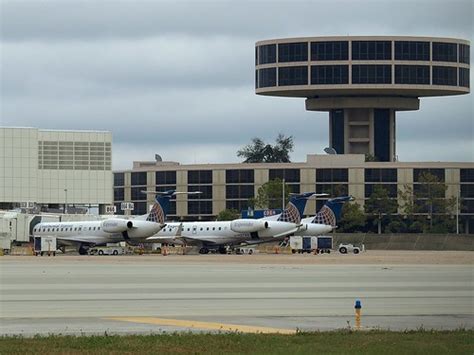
[1,0,472,169]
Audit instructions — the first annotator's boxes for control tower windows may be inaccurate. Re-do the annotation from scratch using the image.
[352,65,391,84]
[257,68,276,88]
[258,44,276,64]
[352,41,391,60]
[278,42,308,62]
[432,66,457,86]
[330,110,345,154]
[459,44,470,64]
[394,41,430,61]
[278,66,308,86]
[395,65,430,84]
[459,68,470,88]
[311,41,348,61]
[433,42,457,62]
[311,65,349,85]
[374,109,391,162]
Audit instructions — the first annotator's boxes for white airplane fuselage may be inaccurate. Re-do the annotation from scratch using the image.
[33,219,163,247]
[147,220,299,247]
[295,217,334,236]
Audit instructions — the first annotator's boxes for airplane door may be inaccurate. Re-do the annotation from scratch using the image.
[192,225,197,234]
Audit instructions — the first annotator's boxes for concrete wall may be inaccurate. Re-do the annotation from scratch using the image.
[332,233,474,251]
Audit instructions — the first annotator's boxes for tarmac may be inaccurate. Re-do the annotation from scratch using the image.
[0,251,473,336]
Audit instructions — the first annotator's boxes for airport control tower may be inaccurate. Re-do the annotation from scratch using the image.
[255,36,470,161]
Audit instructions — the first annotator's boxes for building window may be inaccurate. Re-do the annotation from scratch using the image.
[395,65,430,85]
[394,41,430,61]
[156,171,176,185]
[413,169,445,182]
[365,184,398,198]
[188,185,213,199]
[460,169,474,182]
[374,109,391,162]
[226,169,254,184]
[132,202,147,215]
[226,185,254,199]
[114,188,124,201]
[432,66,457,86]
[278,66,308,86]
[316,184,348,196]
[459,68,470,88]
[311,65,349,85]
[257,68,277,88]
[155,185,176,215]
[461,185,474,198]
[311,41,348,61]
[330,110,344,154]
[131,187,146,201]
[459,44,470,64]
[188,201,213,215]
[432,42,457,62]
[365,169,397,183]
[352,41,391,60]
[316,169,348,182]
[352,65,391,84]
[269,169,300,183]
[226,200,251,212]
[114,173,125,186]
[131,172,147,186]
[462,200,474,213]
[188,170,212,184]
[258,44,276,65]
[278,42,308,62]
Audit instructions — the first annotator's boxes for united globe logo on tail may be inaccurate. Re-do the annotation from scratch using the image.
[146,202,165,224]
[277,202,300,223]
[312,205,336,227]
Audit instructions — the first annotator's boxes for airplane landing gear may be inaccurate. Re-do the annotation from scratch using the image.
[199,247,209,254]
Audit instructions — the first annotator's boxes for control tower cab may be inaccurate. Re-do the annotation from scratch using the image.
[255,36,470,161]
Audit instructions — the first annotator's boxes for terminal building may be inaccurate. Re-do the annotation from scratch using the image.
[0,127,113,213]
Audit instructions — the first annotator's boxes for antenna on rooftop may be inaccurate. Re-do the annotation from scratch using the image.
[324,147,337,155]
[155,154,162,162]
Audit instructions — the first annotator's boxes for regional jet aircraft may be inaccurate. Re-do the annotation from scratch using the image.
[33,191,178,254]
[147,192,318,254]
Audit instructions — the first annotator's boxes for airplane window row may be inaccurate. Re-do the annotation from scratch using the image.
[166,226,226,232]
[34,226,100,233]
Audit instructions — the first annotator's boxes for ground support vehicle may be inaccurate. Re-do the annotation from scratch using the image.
[338,243,365,254]
[290,236,333,254]
[89,246,126,255]
[34,236,57,256]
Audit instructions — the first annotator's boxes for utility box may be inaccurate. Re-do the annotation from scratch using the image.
[34,236,57,256]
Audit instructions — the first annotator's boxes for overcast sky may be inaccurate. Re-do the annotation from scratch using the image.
[1,0,472,169]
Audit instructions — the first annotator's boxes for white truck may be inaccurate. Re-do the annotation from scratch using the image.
[34,236,58,256]
[338,243,365,254]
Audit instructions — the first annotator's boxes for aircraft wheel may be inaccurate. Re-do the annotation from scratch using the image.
[199,247,209,254]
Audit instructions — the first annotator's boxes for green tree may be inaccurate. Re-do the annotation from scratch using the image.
[216,209,240,221]
[365,185,398,234]
[338,202,366,233]
[237,134,294,163]
[399,172,456,233]
[251,178,291,210]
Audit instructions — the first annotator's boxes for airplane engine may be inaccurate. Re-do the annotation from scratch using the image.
[230,219,269,233]
[101,218,133,233]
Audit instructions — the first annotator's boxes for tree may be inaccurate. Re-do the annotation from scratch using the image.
[338,202,366,233]
[237,134,294,163]
[365,185,398,234]
[251,178,291,210]
[398,172,456,233]
[216,209,240,221]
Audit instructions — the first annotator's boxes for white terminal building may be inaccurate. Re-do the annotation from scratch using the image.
[0,127,113,213]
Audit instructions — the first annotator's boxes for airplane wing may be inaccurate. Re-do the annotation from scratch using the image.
[271,224,304,239]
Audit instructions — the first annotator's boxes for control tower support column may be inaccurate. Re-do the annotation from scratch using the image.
[306,96,419,162]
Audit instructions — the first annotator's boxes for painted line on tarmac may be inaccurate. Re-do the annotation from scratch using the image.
[105,316,296,334]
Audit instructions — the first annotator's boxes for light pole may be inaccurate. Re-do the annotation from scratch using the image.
[456,186,460,234]
[282,178,285,210]
[64,189,68,214]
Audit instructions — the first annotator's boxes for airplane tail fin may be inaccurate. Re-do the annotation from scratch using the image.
[145,190,176,224]
[311,196,353,227]
[277,192,316,224]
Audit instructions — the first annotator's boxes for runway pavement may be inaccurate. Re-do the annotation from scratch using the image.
[0,254,472,336]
